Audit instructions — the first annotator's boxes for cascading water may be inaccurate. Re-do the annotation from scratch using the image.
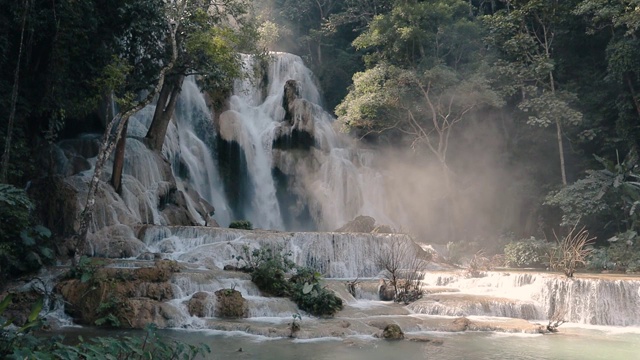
[410,271,640,326]
[166,77,231,226]
[217,53,393,230]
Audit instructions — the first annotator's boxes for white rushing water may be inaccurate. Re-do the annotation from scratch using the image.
[217,52,393,230]
[410,271,640,326]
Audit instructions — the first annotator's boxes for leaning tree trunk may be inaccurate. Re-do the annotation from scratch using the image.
[110,118,129,195]
[145,74,185,152]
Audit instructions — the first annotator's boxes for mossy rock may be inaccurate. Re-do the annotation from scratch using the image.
[187,292,211,317]
[382,324,404,340]
[214,289,247,318]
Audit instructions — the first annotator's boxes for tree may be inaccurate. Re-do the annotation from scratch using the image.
[144,0,249,152]
[337,0,502,241]
[575,0,640,148]
[376,239,425,303]
[483,0,583,186]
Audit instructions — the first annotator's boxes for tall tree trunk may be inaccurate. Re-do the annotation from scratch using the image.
[145,74,185,152]
[1,0,29,183]
[110,118,129,194]
[550,72,567,186]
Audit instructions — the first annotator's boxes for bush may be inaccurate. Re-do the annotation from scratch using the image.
[587,230,640,273]
[240,247,343,317]
[504,238,554,268]
[229,220,253,230]
[242,246,295,296]
[0,184,54,283]
[290,267,343,317]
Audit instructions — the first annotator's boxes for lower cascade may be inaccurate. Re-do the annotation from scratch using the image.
[49,224,640,336]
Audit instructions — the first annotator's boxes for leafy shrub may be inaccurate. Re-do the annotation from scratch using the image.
[240,246,343,317]
[587,230,640,273]
[503,237,554,268]
[290,267,343,317]
[229,220,253,230]
[1,294,210,359]
[242,246,295,296]
[0,184,54,283]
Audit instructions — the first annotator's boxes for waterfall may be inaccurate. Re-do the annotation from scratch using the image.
[167,77,232,226]
[217,53,393,231]
[140,225,420,278]
[412,271,640,326]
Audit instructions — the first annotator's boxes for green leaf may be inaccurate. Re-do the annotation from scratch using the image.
[28,297,43,323]
[80,272,92,283]
[40,246,55,259]
[0,293,13,313]
[302,282,314,294]
[20,230,36,246]
[34,225,52,238]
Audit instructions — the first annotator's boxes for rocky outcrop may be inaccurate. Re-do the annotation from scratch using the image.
[214,289,248,318]
[56,260,180,328]
[273,79,315,150]
[187,292,212,317]
[282,79,299,123]
[335,216,376,233]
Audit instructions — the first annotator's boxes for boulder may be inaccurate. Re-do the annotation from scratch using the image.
[273,80,315,150]
[282,79,300,123]
[187,292,211,317]
[214,289,248,318]
[382,324,404,340]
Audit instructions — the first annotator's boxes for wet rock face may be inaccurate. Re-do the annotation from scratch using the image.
[56,260,180,328]
[283,80,300,124]
[382,324,404,340]
[214,288,248,318]
[187,292,211,317]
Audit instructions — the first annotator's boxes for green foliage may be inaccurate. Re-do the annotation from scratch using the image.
[94,296,125,327]
[545,151,640,232]
[242,246,295,296]
[504,237,554,268]
[67,256,106,283]
[0,184,54,283]
[0,294,45,357]
[587,230,640,273]
[290,267,343,317]
[240,246,343,316]
[229,220,253,230]
[0,295,210,360]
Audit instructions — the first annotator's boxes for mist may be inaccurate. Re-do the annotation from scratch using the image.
[369,111,539,254]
